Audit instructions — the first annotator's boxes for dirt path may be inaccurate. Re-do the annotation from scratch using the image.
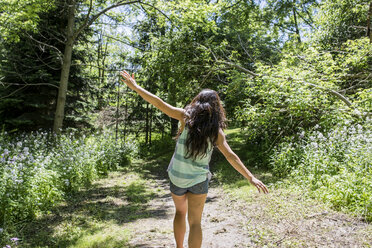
[125,174,372,248]
[126,178,256,248]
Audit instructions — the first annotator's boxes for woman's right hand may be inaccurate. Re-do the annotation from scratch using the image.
[120,70,137,88]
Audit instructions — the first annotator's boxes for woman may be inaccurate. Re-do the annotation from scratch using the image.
[120,70,269,248]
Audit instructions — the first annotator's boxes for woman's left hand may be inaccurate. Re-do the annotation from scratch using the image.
[120,70,137,88]
[249,177,269,194]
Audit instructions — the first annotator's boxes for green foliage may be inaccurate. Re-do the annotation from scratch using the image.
[137,133,175,158]
[0,129,136,235]
[235,38,371,143]
[270,139,304,178]
[265,0,317,42]
[71,227,131,248]
[0,0,98,131]
[312,0,369,47]
[271,120,372,220]
[0,0,55,42]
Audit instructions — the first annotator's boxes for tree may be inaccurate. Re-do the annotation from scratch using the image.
[366,1,372,43]
[312,0,370,47]
[53,0,142,133]
[265,0,317,43]
[0,0,93,130]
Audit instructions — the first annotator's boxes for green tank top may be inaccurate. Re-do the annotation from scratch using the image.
[167,127,213,188]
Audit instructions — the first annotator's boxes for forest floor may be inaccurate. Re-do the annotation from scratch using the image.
[21,154,372,248]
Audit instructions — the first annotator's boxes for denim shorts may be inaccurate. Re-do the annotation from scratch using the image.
[170,178,209,196]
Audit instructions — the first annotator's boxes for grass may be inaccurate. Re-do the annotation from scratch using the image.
[71,223,131,248]
[220,179,372,247]
[211,127,372,246]
[16,164,165,247]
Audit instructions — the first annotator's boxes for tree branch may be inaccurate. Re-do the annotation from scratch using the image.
[0,85,28,100]
[0,82,59,89]
[237,34,254,61]
[100,33,145,51]
[139,2,172,23]
[299,80,353,107]
[217,60,354,108]
[73,0,140,41]
[26,32,63,57]
[217,60,259,77]
[32,50,61,70]
[71,63,123,72]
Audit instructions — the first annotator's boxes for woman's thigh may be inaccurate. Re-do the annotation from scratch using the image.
[187,193,207,224]
[171,193,188,215]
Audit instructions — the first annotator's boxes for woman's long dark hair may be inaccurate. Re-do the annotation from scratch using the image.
[183,89,227,160]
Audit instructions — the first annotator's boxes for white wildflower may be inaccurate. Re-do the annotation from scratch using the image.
[299,131,305,138]
[318,133,324,139]
[353,109,361,116]
[311,142,318,148]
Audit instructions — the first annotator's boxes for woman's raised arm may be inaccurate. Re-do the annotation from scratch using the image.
[120,70,184,121]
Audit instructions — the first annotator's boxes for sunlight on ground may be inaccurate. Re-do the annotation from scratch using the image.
[71,222,130,248]
[220,181,372,247]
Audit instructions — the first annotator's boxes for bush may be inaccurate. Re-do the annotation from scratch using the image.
[0,129,136,236]
[270,119,372,221]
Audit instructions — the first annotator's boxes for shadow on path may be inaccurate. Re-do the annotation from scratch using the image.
[21,168,171,248]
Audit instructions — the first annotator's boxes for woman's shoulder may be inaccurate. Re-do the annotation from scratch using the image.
[175,120,187,139]
[216,128,226,147]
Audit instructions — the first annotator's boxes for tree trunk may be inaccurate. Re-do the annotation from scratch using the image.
[97,32,103,108]
[53,0,76,133]
[168,80,178,137]
[123,87,128,142]
[97,32,102,81]
[145,102,149,145]
[51,1,144,132]
[149,106,152,146]
[292,1,301,43]
[115,83,120,141]
[367,1,372,43]
[102,41,108,85]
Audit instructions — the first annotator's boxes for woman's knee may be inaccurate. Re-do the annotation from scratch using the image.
[188,221,202,231]
[175,208,187,217]
[187,215,201,226]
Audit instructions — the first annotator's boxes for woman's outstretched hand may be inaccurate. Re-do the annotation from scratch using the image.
[120,70,137,88]
[249,177,269,194]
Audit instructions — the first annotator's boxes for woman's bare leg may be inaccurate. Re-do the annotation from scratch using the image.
[187,192,207,248]
[171,193,188,248]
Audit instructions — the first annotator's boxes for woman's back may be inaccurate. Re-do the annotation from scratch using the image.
[167,126,213,188]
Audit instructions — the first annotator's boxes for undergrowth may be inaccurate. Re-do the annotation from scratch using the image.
[0,129,136,244]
